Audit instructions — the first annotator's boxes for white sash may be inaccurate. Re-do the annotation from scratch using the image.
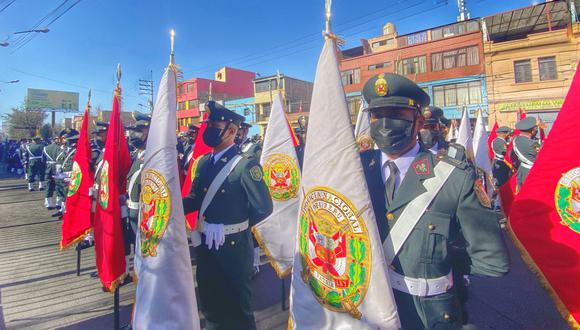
[127,164,144,210]
[190,154,243,246]
[383,161,455,265]
[512,139,534,168]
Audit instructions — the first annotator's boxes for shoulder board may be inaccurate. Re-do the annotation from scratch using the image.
[439,155,467,170]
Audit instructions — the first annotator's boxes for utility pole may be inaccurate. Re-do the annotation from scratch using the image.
[138,70,154,112]
[457,0,469,22]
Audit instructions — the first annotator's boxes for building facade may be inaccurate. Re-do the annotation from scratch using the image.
[340,19,488,120]
[252,74,313,133]
[176,67,255,132]
[483,0,579,132]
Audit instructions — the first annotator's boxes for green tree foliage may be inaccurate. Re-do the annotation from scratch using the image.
[4,106,46,139]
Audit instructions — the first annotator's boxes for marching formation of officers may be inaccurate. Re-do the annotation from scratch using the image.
[11,71,546,329]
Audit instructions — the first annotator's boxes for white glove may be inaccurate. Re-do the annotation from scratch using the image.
[203,223,225,251]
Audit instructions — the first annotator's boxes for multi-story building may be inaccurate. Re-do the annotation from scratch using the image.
[252,73,313,133]
[224,97,260,137]
[176,67,255,132]
[483,0,579,132]
[339,19,487,121]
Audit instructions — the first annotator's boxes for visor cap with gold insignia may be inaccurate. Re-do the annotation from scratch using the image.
[240,122,252,129]
[362,73,430,113]
[203,100,245,126]
[423,106,448,125]
[497,126,511,134]
[132,111,151,129]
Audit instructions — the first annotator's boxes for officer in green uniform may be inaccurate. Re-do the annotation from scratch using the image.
[183,101,273,330]
[491,126,513,188]
[54,129,79,217]
[19,138,29,180]
[43,136,64,209]
[419,107,449,154]
[124,112,151,276]
[360,73,509,329]
[25,136,46,191]
[510,117,540,191]
[91,121,108,170]
[236,122,262,161]
[181,125,199,169]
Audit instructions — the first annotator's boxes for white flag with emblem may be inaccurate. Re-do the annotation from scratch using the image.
[289,38,400,329]
[252,92,301,277]
[354,100,374,151]
[133,64,200,329]
[472,108,492,175]
[456,106,474,161]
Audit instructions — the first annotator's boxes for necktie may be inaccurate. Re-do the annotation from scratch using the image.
[385,161,399,207]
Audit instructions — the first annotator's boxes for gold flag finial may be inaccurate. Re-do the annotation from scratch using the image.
[170,29,175,65]
[116,64,122,88]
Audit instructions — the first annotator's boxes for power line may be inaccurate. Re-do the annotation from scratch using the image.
[0,0,16,14]
[9,0,71,48]
[11,0,82,54]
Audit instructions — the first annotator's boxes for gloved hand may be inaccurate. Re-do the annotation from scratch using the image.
[203,223,225,250]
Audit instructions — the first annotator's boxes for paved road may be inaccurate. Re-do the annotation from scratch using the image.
[0,169,570,329]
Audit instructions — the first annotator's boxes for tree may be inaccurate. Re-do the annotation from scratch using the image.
[3,106,47,139]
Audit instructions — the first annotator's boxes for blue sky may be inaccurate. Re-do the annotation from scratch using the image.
[0,0,535,123]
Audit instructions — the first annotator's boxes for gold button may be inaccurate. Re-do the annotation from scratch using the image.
[203,187,208,192]
[221,189,225,193]
[230,240,235,246]
[442,312,452,322]
[428,224,435,231]
[386,213,395,221]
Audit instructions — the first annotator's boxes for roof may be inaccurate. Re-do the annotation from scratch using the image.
[484,0,570,43]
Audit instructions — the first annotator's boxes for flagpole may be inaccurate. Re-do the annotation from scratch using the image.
[324,0,332,37]
[170,29,175,66]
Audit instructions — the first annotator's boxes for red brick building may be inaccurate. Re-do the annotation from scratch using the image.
[340,19,488,120]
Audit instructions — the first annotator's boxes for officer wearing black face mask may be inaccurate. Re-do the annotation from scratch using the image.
[236,122,262,161]
[491,126,513,188]
[182,124,199,168]
[360,73,509,329]
[183,100,273,330]
[53,129,80,218]
[419,107,448,152]
[91,121,109,171]
[510,117,541,191]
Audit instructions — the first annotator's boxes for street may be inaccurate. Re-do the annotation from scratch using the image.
[0,170,569,330]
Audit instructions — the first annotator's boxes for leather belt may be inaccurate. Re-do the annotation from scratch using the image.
[128,201,139,210]
[202,220,249,236]
[389,269,453,297]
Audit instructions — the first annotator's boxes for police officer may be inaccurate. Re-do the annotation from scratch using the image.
[124,112,151,278]
[491,126,513,188]
[19,138,29,180]
[360,73,509,329]
[183,101,273,330]
[511,117,540,191]
[53,129,79,217]
[43,135,64,209]
[236,122,262,161]
[419,106,449,155]
[91,121,108,169]
[182,124,199,166]
[25,136,46,191]
[295,116,308,169]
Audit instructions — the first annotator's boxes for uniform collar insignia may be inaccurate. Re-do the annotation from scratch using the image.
[369,158,376,168]
[412,157,431,176]
[221,156,228,163]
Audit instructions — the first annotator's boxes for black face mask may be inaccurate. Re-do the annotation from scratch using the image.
[129,137,143,149]
[234,135,243,145]
[203,126,227,148]
[370,117,416,155]
[419,130,439,149]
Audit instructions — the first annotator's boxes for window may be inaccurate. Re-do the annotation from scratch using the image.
[432,81,482,107]
[178,101,186,110]
[432,46,479,72]
[514,59,532,83]
[178,85,184,95]
[368,62,392,70]
[255,79,280,93]
[399,56,426,75]
[539,56,557,81]
[188,100,199,109]
[187,83,194,92]
[341,69,361,85]
[372,39,393,49]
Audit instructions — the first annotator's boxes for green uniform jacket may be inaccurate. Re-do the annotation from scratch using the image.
[510,135,539,189]
[240,140,262,161]
[491,137,512,187]
[43,143,61,176]
[126,149,144,222]
[26,143,44,165]
[182,145,272,329]
[361,147,510,329]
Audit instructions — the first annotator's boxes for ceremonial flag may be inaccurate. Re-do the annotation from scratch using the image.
[93,82,132,291]
[354,99,373,151]
[473,108,492,176]
[509,64,580,328]
[251,92,301,278]
[456,106,474,161]
[60,97,94,249]
[133,60,200,330]
[487,121,498,161]
[446,119,458,142]
[181,112,211,230]
[289,37,399,329]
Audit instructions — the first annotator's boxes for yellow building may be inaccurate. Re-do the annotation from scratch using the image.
[253,74,313,132]
[483,1,580,132]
